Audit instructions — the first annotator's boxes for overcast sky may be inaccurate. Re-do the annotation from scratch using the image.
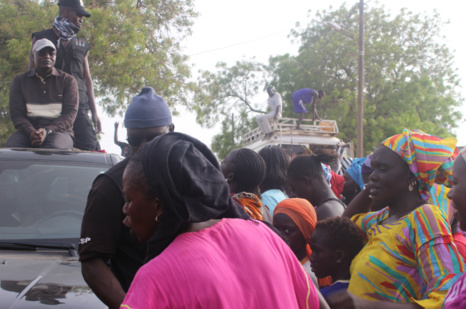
[99,0,466,155]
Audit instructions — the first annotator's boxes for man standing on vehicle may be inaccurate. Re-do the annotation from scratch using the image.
[292,88,325,129]
[256,86,282,139]
[79,87,174,309]
[29,0,102,151]
[5,39,78,149]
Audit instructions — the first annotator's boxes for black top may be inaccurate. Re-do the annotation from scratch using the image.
[78,158,146,291]
[9,68,78,137]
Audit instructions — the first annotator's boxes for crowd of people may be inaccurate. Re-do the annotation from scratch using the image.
[75,77,466,308]
[3,1,466,308]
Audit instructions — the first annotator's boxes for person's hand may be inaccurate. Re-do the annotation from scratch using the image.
[30,128,47,147]
[114,121,119,128]
[92,113,102,134]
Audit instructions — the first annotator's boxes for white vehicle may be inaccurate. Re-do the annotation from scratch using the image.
[242,117,353,172]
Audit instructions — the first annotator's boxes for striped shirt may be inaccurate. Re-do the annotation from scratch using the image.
[349,204,465,309]
[9,67,78,137]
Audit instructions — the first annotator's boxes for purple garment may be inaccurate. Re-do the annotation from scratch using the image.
[292,88,317,113]
[360,153,373,175]
[444,272,466,308]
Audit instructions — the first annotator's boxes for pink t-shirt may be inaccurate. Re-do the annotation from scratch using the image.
[121,218,318,308]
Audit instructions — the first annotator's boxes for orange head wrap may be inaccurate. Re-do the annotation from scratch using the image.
[273,198,317,244]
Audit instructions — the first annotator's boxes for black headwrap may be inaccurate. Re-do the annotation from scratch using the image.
[137,132,248,261]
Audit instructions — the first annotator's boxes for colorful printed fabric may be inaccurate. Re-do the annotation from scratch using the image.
[428,183,455,222]
[349,204,465,309]
[382,129,458,201]
[346,157,366,190]
[232,192,263,221]
[322,163,332,186]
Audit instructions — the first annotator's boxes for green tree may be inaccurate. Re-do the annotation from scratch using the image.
[211,111,255,160]
[0,0,197,145]
[194,4,462,156]
[269,4,462,154]
[193,59,269,158]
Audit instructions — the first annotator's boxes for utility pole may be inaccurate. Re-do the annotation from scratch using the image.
[357,0,364,157]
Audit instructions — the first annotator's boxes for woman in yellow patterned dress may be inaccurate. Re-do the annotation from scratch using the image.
[330,130,464,309]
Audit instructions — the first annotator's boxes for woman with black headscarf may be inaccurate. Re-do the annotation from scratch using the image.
[119,133,319,308]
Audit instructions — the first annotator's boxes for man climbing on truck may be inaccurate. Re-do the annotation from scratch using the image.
[292,88,325,129]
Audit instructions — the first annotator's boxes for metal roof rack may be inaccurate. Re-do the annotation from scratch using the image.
[242,117,339,146]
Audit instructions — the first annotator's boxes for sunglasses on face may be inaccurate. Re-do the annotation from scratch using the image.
[126,133,164,146]
[38,49,56,57]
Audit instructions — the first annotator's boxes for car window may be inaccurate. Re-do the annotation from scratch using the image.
[0,161,107,240]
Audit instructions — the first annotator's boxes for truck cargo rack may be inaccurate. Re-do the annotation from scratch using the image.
[242,118,339,146]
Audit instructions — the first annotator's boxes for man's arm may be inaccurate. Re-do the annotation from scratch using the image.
[9,76,36,138]
[114,122,119,144]
[342,183,373,219]
[114,122,126,148]
[83,51,102,134]
[310,89,319,104]
[45,75,79,133]
[81,258,126,309]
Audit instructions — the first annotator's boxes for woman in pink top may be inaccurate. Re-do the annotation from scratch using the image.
[119,133,320,309]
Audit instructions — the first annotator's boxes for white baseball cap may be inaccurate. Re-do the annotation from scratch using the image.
[33,39,56,53]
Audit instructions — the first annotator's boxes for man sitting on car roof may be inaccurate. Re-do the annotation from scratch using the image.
[5,39,78,150]
[79,87,174,309]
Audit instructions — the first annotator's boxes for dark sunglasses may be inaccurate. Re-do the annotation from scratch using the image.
[38,49,56,56]
[126,133,164,146]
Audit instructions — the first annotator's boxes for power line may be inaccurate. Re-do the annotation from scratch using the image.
[188,30,288,57]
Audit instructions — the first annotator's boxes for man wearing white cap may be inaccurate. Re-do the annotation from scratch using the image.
[5,39,78,149]
[29,0,101,151]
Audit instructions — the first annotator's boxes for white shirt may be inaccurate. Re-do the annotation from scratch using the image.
[268,92,282,118]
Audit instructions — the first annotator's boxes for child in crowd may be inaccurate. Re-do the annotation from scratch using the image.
[310,216,364,300]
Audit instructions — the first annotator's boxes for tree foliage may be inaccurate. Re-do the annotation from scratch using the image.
[210,111,255,160]
[269,4,462,154]
[194,4,463,156]
[193,60,269,158]
[0,0,197,145]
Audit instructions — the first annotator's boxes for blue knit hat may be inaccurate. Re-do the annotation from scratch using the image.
[124,87,172,129]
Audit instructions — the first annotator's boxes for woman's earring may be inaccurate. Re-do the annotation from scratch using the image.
[155,215,158,222]
[409,182,414,192]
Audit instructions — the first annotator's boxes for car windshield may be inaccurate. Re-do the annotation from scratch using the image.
[0,160,107,241]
